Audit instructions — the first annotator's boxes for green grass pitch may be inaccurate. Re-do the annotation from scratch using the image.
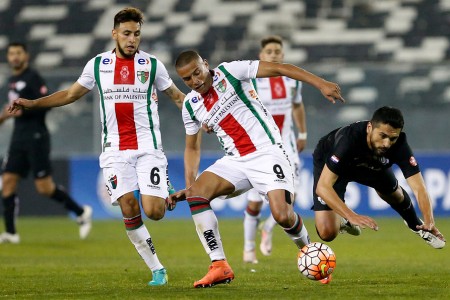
[1,217,448,299]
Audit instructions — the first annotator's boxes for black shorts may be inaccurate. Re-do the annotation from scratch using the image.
[2,133,52,179]
[312,161,398,211]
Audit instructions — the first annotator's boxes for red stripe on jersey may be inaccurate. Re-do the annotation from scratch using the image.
[219,114,256,156]
[201,87,219,111]
[114,57,135,85]
[272,114,285,135]
[115,103,138,150]
[269,76,286,99]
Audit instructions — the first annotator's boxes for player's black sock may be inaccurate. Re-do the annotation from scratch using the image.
[390,187,422,231]
[50,186,84,216]
[2,194,18,234]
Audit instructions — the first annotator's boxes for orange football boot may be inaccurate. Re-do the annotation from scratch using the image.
[193,260,235,288]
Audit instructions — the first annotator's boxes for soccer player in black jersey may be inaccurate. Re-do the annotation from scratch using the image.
[0,42,92,244]
[313,106,446,250]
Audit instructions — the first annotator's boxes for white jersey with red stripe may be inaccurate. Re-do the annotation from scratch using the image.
[252,77,302,157]
[77,49,172,152]
[182,60,283,157]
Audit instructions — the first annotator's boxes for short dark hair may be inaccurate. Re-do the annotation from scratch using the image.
[114,7,144,28]
[260,35,283,49]
[371,106,404,129]
[175,50,202,69]
[7,42,27,52]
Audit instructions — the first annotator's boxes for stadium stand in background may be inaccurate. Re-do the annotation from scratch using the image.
[0,0,449,156]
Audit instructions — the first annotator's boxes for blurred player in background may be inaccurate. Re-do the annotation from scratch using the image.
[313,106,446,250]
[0,42,92,244]
[243,35,308,264]
[171,50,343,287]
[8,8,185,286]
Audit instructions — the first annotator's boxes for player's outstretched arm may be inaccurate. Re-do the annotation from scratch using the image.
[163,83,185,110]
[316,165,379,231]
[406,173,446,242]
[8,82,90,113]
[256,61,345,104]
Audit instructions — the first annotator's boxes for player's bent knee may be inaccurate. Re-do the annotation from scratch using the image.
[316,226,338,242]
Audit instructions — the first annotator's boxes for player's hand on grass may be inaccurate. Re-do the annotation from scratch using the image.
[416,223,446,242]
[348,214,379,231]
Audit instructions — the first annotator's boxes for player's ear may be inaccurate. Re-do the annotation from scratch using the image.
[367,122,372,134]
[112,29,118,40]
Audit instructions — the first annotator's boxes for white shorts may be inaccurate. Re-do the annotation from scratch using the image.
[99,149,169,205]
[206,144,294,198]
[246,149,301,202]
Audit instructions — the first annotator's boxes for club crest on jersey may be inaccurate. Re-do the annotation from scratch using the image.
[215,79,227,93]
[409,156,417,166]
[108,174,118,189]
[137,70,149,83]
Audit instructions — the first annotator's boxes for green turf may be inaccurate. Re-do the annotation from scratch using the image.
[0,217,448,299]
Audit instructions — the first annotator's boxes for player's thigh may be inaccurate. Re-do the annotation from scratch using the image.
[314,210,341,234]
[29,134,52,179]
[353,167,397,195]
[135,152,169,199]
[248,144,295,196]
[100,152,138,206]
[2,146,29,178]
[312,163,347,211]
[188,170,237,200]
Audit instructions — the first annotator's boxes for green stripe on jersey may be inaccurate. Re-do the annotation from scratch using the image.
[185,101,197,121]
[94,56,108,151]
[218,65,275,144]
[146,57,158,149]
[251,78,257,92]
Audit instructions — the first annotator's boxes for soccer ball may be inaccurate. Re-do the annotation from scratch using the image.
[297,242,336,280]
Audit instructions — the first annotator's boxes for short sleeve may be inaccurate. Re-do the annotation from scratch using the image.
[182,99,201,135]
[221,60,260,80]
[293,81,303,104]
[391,133,420,178]
[154,58,173,92]
[325,129,353,175]
[77,57,96,90]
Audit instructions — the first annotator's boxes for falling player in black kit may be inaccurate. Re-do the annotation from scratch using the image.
[0,42,92,244]
[313,106,445,250]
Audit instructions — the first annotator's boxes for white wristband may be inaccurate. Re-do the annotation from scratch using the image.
[297,132,307,140]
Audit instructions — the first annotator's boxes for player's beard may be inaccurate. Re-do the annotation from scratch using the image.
[369,138,388,156]
[117,44,136,59]
[10,60,26,72]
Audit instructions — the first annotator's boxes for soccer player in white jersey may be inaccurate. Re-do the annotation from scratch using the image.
[243,35,308,264]
[9,7,185,286]
[170,50,344,288]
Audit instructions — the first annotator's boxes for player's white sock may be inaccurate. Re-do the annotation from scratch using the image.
[188,196,226,261]
[283,213,310,249]
[262,213,277,233]
[243,209,260,251]
[125,216,163,271]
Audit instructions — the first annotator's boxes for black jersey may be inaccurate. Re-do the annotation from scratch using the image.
[7,67,49,142]
[313,121,420,180]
